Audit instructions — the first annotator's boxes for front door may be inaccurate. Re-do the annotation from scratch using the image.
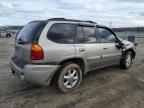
[98,27,122,66]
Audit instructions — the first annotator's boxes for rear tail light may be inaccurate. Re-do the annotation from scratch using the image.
[31,44,44,60]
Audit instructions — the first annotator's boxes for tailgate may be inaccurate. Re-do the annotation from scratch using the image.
[14,43,32,63]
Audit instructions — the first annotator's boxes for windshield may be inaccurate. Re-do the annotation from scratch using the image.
[16,21,46,44]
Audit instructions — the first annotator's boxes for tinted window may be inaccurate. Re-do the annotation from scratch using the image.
[47,23,76,43]
[99,28,116,43]
[83,26,96,43]
[76,26,85,43]
[16,21,46,44]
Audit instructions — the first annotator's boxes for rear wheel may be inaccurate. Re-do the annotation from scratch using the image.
[57,63,82,93]
[120,51,132,69]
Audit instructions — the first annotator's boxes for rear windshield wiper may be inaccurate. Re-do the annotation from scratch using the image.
[17,38,26,44]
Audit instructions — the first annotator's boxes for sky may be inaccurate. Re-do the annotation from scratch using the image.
[0,0,144,27]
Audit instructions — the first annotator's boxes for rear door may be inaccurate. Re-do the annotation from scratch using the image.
[75,25,101,72]
[98,27,122,66]
[15,21,46,63]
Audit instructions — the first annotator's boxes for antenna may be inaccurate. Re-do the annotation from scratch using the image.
[110,22,112,27]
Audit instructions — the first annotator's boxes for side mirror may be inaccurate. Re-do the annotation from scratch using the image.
[115,42,121,49]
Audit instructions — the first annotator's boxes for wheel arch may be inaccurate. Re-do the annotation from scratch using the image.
[123,49,136,59]
[50,57,85,86]
[58,58,85,75]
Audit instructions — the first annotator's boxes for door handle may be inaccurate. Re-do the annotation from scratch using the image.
[79,48,85,52]
[103,47,108,49]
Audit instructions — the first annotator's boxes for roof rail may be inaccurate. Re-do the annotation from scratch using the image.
[84,21,96,24]
[48,18,97,24]
[48,18,66,21]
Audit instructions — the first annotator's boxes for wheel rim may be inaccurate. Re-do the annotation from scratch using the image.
[126,54,132,67]
[63,68,79,89]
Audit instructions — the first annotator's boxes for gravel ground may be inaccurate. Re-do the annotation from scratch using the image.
[0,37,144,108]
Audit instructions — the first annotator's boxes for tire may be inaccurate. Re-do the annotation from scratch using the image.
[120,51,133,69]
[57,62,82,93]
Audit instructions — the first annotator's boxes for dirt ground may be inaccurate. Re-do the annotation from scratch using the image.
[0,37,144,108]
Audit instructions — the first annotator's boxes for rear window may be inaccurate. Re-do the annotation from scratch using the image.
[47,23,76,44]
[16,21,46,44]
[83,26,96,43]
[76,26,85,43]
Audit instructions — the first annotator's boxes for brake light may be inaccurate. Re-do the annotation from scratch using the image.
[31,44,44,60]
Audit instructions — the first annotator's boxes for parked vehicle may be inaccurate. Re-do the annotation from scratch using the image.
[0,30,12,38]
[0,30,7,37]
[10,18,136,93]
[6,31,12,38]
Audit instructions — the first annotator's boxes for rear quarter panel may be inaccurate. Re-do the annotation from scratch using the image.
[38,21,76,64]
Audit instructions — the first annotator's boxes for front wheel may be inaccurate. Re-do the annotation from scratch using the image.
[57,63,82,93]
[120,51,133,69]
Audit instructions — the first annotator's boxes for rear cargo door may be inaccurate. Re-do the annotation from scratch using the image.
[15,21,46,63]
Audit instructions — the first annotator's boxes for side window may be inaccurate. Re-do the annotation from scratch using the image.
[76,26,85,43]
[83,26,96,43]
[98,27,116,43]
[47,23,76,43]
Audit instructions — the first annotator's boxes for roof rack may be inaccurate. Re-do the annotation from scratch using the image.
[48,18,97,24]
[48,18,66,21]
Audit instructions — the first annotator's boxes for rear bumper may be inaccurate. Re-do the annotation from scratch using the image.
[9,58,60,86]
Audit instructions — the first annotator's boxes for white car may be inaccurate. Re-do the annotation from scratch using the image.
[0,30,6,37]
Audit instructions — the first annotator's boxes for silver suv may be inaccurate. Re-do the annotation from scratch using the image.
[10,18,136,93]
